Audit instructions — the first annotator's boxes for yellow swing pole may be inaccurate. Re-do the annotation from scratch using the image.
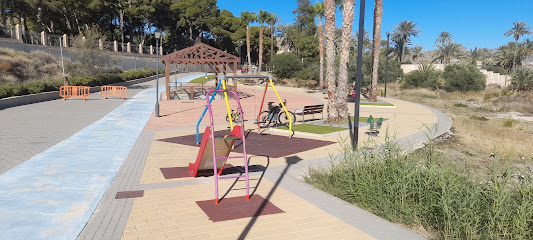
[222,70,233,131]
[268,79,292,137]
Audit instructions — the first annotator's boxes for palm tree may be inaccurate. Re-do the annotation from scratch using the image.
[504,21,532,72]
[370,0,382,102]
[257,10,270,74]
[495,42,526,72]
[240,11,257,74]
[392,20,420,63]
[435,31,453,46]
[411,45,424,62]
[466,47,489,66]
[432,43,464,64]
[313,2,325,89]
[336,0,355,119]
[267,13,280,62]
[324,0,337,122]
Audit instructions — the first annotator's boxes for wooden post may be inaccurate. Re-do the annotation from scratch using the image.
[190,86,194,100]
[165,62,170,100]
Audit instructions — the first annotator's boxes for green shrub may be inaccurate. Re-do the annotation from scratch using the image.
[402,64,443,90]
[0,68,157,99]
[294,63,319,80]
[510,67,533,92]
[443,64,486,92]
[269,53,303,79]
[454,103,467,107]
[503,118,514,127]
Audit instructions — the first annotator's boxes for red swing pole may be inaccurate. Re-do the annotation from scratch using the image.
[256,79,269,133]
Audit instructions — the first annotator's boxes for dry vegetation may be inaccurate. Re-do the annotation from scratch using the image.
[0,48,63,84]
[386,83,533,170]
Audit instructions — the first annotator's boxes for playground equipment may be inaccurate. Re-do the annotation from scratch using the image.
[188,89,249,204]
[366,115,384,136]
[224,75,294,138]
[195,74,235,144]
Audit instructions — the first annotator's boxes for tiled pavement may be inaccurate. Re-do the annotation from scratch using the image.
[0,75,451,240]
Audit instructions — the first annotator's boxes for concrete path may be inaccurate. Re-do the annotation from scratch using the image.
[0,73,203,240]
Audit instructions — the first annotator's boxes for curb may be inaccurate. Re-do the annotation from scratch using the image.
[0,74,159,110]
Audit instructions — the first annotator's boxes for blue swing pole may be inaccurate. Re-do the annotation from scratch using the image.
[196,78,222,144]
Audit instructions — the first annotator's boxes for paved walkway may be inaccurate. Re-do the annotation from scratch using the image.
[0,76,451,240]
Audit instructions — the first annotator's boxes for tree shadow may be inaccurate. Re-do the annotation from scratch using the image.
[237,156,302,240]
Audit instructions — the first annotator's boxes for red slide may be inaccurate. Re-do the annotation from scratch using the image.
[188,126,242,177]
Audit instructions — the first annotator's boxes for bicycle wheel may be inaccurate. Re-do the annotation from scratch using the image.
[278,111,296,127]
[257,111,271,128]
[232,113,240,123]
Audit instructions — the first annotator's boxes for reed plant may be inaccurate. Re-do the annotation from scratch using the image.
[306,139,533,239]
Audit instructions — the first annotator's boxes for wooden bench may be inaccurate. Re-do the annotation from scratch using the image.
[101,86,127,99]
[294,104,324,122]
[59,86,90,101]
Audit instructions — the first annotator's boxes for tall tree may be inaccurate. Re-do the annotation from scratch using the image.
[240,11,256,73]
[336,0,355,119]
[411,45,424,62]
[504,21,531,72]
[466,47,489,66]
[313,2,325,89]
[392,20,420,63]
[435,31,452,46]
[432,43,464,64]
[257,9,269,73]
[370,0,382,102]
[324,0,337,121]
[267,13,280,61]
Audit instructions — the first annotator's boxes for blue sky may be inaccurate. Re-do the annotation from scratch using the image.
[218,0,533,51]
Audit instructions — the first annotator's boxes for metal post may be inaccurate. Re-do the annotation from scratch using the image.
[384,32,390,98]
[59,37,65,78]
[155,38,160,117]
[353,0,366,150]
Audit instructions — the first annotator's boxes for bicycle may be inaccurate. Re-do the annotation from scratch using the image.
[257,99,296,128]
[225,109,241,123]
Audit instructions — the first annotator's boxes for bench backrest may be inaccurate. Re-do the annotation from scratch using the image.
[302,104,324,114]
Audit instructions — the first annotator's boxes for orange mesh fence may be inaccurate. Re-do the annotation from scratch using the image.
[100,86,128,100]
[59,86,91,101]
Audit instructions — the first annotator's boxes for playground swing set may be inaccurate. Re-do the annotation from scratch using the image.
[189,74,294,204]
[161,44,294,204]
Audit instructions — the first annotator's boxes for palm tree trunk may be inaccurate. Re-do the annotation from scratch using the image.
[259,25,263,73]
[513,40,518,72]
[271,26,274,62]
[318,20,324,89]
[324,0,337,122]
[246,25,251,74]
[370,0,382,102]
[336,0,355,120]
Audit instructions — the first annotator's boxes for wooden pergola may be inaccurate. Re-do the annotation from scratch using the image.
[161,43,240,100]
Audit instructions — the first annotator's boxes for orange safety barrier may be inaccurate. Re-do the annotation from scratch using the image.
[59,86,91,101]
[100,86,128,99]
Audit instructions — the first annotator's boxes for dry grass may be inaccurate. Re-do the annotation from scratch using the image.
[385,83,533,170]
[0,48,63,84]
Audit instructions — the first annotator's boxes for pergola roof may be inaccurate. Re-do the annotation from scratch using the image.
[161,43,239,65]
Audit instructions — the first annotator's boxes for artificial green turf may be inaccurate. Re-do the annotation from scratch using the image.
[349,116,389,122]
[277,124,347,134]
[189,75,216,83]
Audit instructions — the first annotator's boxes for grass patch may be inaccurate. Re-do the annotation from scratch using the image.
[189,74,216,83]
[349,116,389,122]
[503,118,514,128]
[454,103,468,107]
[469,116,489,121]
[307,141,533,239]
[360,102,394,106]
[277,124,346,134]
